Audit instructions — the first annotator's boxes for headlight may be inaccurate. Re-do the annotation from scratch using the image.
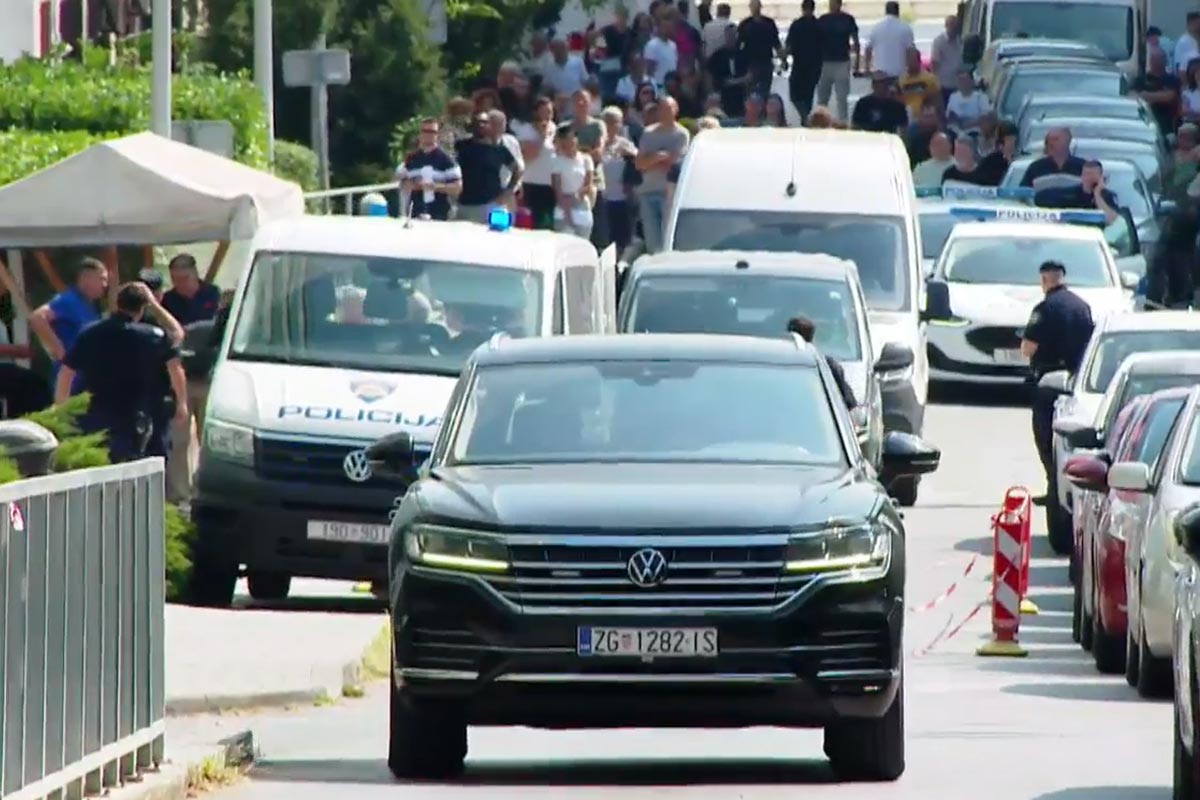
[204,419,255,465]
[405,525,510,573]
[785,523,890,574]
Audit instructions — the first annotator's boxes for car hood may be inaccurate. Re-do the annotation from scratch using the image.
[207,360,454,443]
[413,463,884,530]
[948,283,1134,326]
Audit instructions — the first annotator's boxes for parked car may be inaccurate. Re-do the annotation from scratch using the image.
[990,61,1127,120]
[1014,94,1160,136]
[1171,502,1200,796]
[1019,116,1167,162]
[976,39,1106,89]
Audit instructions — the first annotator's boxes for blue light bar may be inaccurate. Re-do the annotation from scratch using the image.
[948,206,1108,225]
[916,185,1036,201]
[487,206,514,231]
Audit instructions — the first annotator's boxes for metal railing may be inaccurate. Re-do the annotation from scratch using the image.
[1,460,166,800]
[304,181,402,215]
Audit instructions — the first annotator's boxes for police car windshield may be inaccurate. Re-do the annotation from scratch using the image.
[670,211,910,312]
[919,212,959,260]
[1085,331,1200,393]
[943,237,1112,287]
[448,361,846,466]
[624,274,862,360]
[228,251,542,375]
[990,4,1133,61]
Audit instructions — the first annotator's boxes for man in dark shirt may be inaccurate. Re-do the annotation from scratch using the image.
[396,117,463,220]
[851,72,908,133]
[1134,48,1180,135]
[737,0,783,97]
[786,0,822,123]
[788,316,857,409]
[597,7,633,103]
[56,283,188,464]
[455,113,523,224]
[975,121,1018,185]
[942,137,990,185]
[163,253,221,325]
[1020,260,1094,504]
[1019,126,1086,188]
[816,0,860,121]
[1035,160,1120,220]
[709,24,750,118]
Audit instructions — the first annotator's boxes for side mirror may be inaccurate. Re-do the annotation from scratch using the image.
[921,279,952,322]
[880,430,941,483]
[365,431,415,480]
[1174,503,1200,558]
[1064,453,1109,492]
[1038,369,1070,394]
[1119,271,1140,290]
[1107,461,1151,493]
[874,342,915,375]
[962,33,984,64]
[1052,418,1101,450]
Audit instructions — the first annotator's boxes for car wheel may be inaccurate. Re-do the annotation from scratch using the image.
[1137,615,1174,699]
[388,676,467,780]
[247,571,291,601]
[1092,588,1125,674]
[186,548,237,608]
[1080,593,1095,652]
[1071,577,1083,644]
[1047,500,1073,556]
[890,477,919,507]
[1125,622,1141,688]
[825,675,905,782]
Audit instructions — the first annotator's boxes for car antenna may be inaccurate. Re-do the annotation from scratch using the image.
[402,195,414,229]
[785,137,798,198]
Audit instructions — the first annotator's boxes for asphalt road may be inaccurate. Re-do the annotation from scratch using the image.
[204,388,1175,800]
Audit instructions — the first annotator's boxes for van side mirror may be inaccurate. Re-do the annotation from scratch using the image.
[962,34,984,64]
[922,279,951,322]
[874,343,915,375]
[1038,370,1070,394]
[1119,271,1140,290]
[366,431,415,480]
[1108,461,1151,492]
[1174,503,1200,558]
[880,431,941,482]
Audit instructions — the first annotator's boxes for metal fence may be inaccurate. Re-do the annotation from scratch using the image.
[0,459,166,800]
[304,181,401,215]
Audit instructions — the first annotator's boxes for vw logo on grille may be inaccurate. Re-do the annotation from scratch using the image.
[342,449,373,483]
[627,548,668,588]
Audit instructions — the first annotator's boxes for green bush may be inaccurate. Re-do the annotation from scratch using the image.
[0,451,21,486]
[0,129,115,187]
[0,59,268,168]
[164,504,195,601]
[273,140,320,190]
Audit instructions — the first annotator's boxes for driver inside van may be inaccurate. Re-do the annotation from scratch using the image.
[330,284,375,325]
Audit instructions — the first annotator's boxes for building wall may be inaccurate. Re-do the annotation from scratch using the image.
[0,0,42,62]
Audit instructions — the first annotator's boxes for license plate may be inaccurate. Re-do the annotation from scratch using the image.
[993,348,1027,365]
[306,520,390,545]
[577,627,718,657]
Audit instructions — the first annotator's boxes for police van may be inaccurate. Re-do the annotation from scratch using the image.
[189,211,615,606]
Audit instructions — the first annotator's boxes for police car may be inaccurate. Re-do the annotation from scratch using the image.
[923,205,1141,386]
[916,185,1035,278]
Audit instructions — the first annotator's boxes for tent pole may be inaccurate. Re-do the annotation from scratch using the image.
[204,241,230,284]
[0,250,33,369]
[143,245,155,270]
[34,250,66,292]
[254,0,275,162]
[103,245,120,310]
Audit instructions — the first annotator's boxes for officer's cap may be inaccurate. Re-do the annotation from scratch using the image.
[138,269,164,291]
[1039,260,1067,275]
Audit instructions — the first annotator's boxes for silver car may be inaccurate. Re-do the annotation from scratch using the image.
[1041,312,1200,554]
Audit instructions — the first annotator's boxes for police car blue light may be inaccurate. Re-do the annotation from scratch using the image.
[915,185,1036,202]
[487,207,514,231]
[948,206,1109,225]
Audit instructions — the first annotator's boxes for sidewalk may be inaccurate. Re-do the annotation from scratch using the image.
[165,580,387,715]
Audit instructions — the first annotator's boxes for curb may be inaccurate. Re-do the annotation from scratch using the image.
[165,658,365,716]
[108,730,255,800]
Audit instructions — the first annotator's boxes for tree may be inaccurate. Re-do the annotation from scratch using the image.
[443,0,566,86]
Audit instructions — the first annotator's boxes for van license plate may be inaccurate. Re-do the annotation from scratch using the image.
[306,520,390,545]
[577,627,718,657]
[993,348,1027,365]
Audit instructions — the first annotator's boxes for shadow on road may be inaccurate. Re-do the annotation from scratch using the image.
[247,756,841,786]
[231,596,386,614]
[1002,680,1148,703]
[930,382,1029,408]
[1033,787,1169,799]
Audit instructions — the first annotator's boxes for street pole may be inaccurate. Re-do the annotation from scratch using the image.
[311,34,331,198]
[150,0,172,137]
[254,0,275,162]
[48,0,60,52]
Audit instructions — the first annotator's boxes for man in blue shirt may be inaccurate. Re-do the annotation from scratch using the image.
[396,118,464,220]
[28,257,108,392]
[162,254,221,325]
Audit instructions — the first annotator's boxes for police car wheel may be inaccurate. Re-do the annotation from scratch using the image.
[890,477,919,508]
[247,571,291,602]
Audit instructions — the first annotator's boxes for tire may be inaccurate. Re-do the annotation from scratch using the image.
[247,571,292,601]
[825,676,905,782]
[186,549,237,608]
[388,676,468,780]
[1125,623,1141,688]
[1175,676,1199,800]
[1071,578,1083,644]
[1048,499,1073,556]
[1137,616,1175,699]
[890,477,919,508]
[1092,592,1125,674]
[1081,597,1095,652]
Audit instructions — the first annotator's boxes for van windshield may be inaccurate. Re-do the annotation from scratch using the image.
[670,211,910,311]
[228,251,543,375]
[989,3,1134,61]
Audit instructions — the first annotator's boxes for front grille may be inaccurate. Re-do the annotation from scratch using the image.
[485,538,805,611]
[408,627,486,671]
[800,626,891,673]
[964,326,1021,356]
[255,436,430,487]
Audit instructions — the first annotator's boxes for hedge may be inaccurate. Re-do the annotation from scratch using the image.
[1,394,194,601]
[273,140,320,191]
[0,129,114,188]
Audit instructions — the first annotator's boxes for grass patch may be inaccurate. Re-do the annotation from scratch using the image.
[185,754,244,796]
[342,684,365,699]
[361,622,392,681]
[313,691,336,707]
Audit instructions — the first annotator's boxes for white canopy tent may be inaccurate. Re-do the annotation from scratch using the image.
[0,131,304,247]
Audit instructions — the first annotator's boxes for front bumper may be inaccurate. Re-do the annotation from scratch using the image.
[392,546,904,729]
[192,456,398,581]
[927,322,1028,386]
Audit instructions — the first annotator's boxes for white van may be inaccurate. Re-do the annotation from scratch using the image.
[664,128,929,498]
[189,215,615,606]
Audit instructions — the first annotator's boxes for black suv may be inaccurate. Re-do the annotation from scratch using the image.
[371,334,941,782]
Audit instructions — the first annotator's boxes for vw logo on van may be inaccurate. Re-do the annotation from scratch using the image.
[342,449,373,483]
[626,548,668,588]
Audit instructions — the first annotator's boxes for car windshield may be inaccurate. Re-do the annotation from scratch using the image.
[1086,331,1200,392]
[1108,375,1200,431]
[1130,398,1185,466]
[449,360,846,466]
[670,210,910,311]
[1003,160,1155,216]
[1000,70,1123,118]
[1020,100,1142,124]
[229,252,543,376]
[624,274,862,360]
[942,237,1112,286]
[920,212,959,260]
[1025,120,1158,150]
[990,3,1134,61]
[1179,414,1200,486]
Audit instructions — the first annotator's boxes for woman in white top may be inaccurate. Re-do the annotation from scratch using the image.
[511,96,557,229]
[551,123,596,239]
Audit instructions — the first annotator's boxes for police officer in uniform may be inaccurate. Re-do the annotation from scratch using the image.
[55,283,189,463]
[1020,260,1094,506]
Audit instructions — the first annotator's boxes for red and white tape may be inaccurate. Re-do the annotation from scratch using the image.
[910,554,980,614]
